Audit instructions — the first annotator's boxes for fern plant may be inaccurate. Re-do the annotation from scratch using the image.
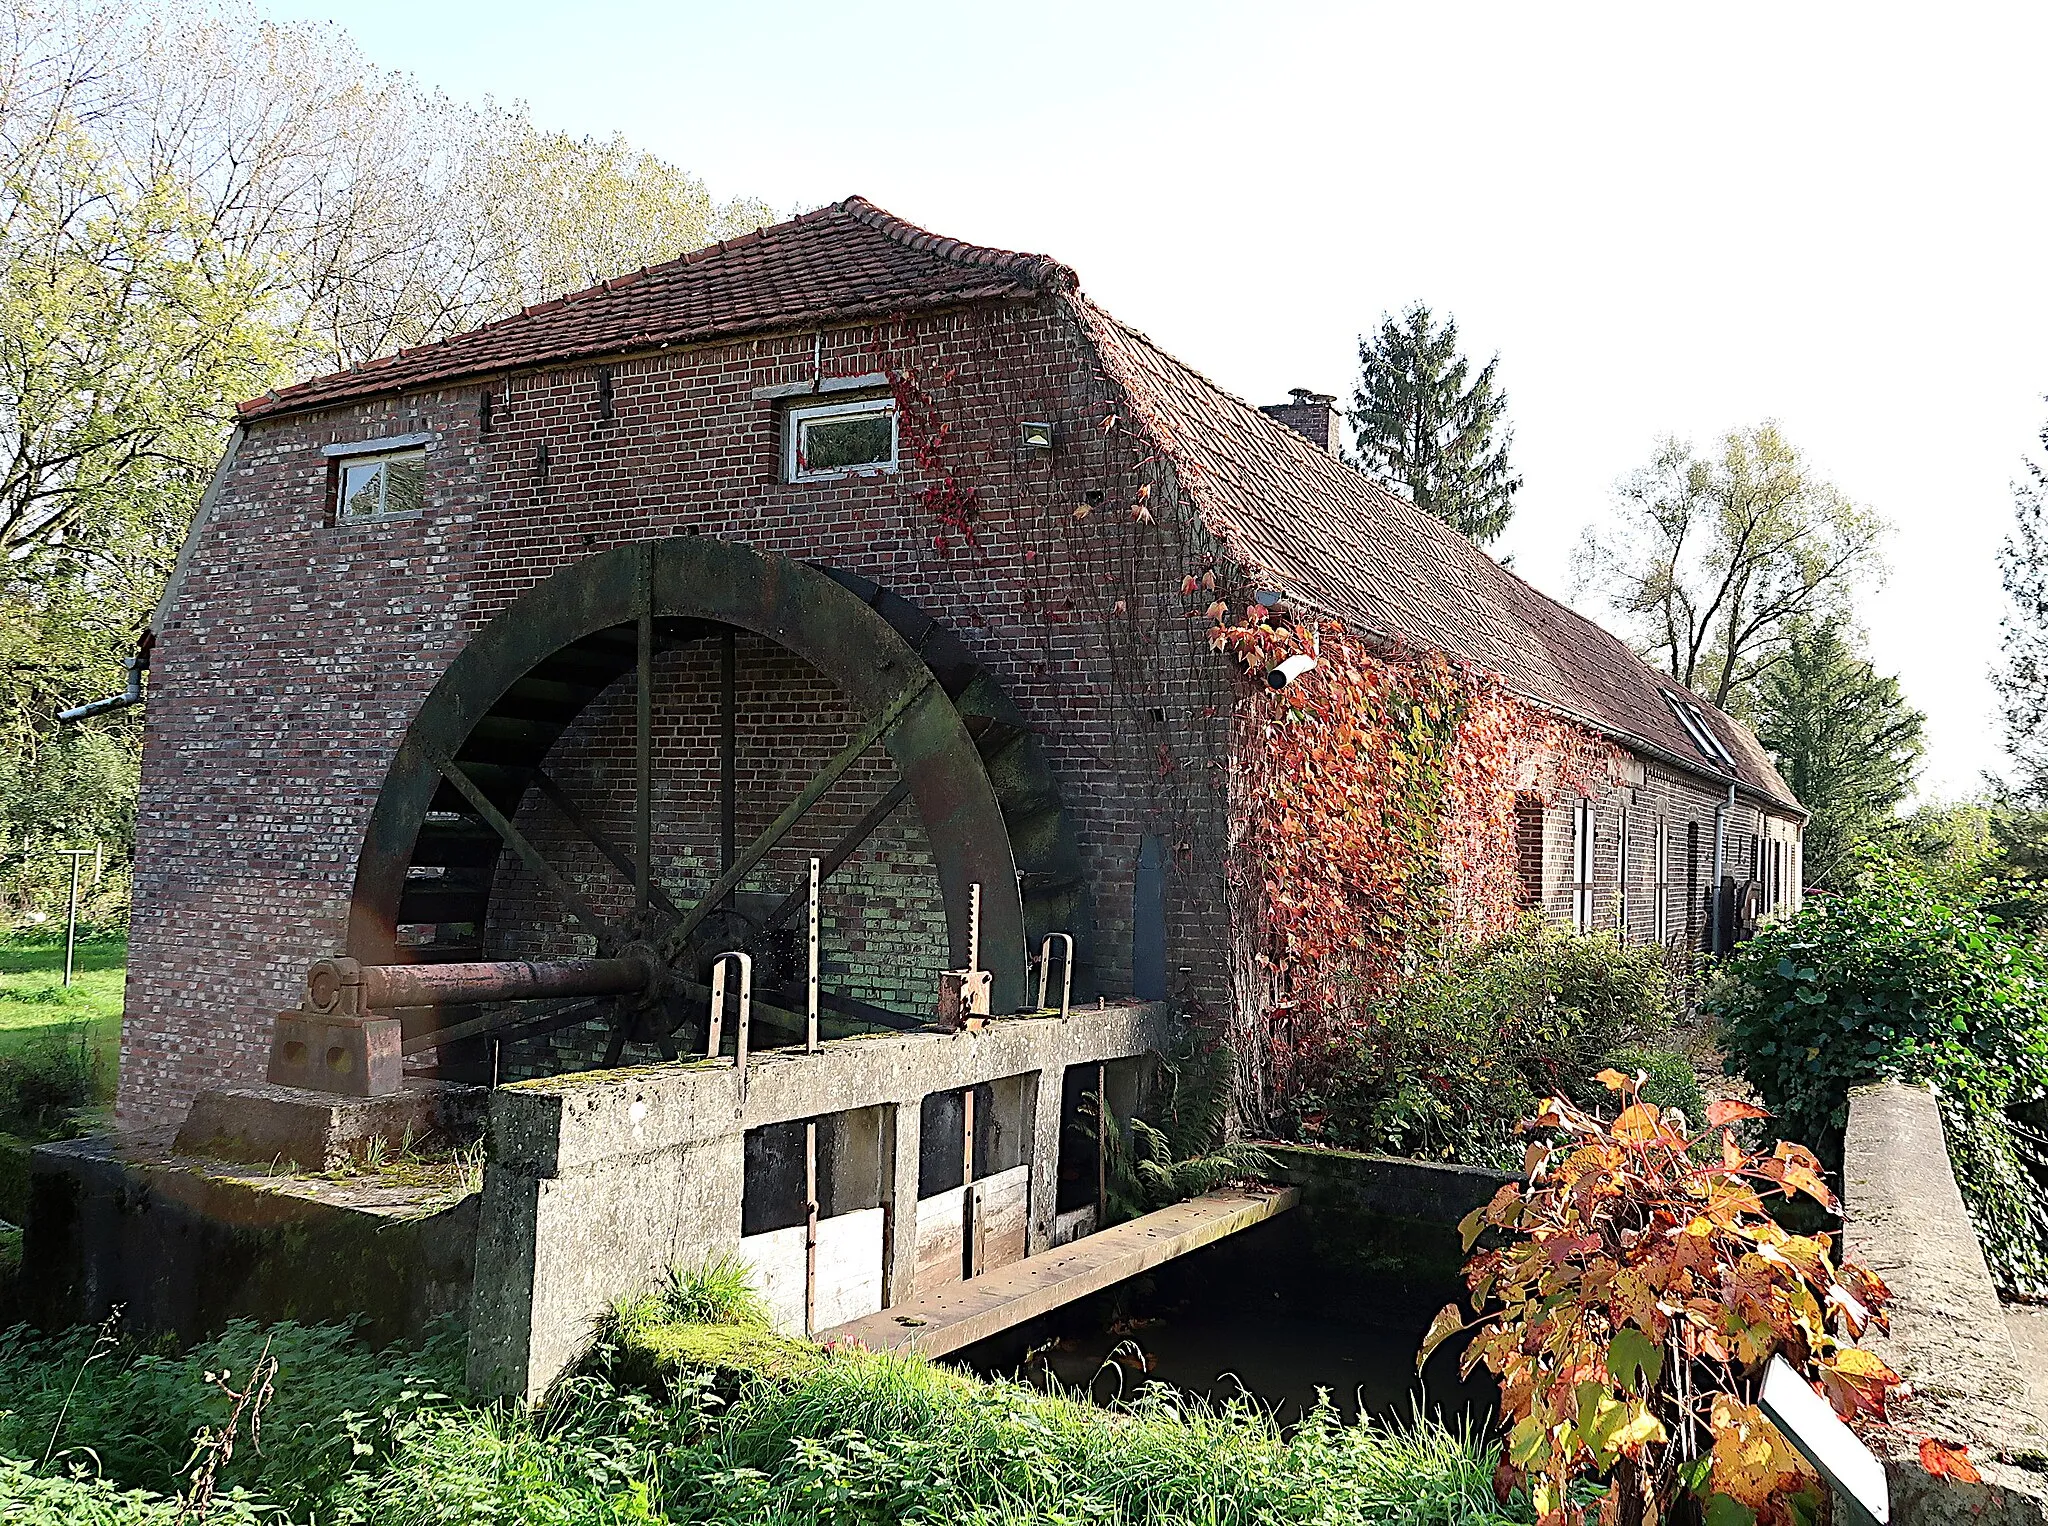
[1083,1030,1275,1222]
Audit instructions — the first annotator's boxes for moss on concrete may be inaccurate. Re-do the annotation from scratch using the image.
[621,1318,825,1386]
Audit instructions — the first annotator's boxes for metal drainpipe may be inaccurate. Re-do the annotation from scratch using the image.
[58,653,143,723]
[1711,783,1735,953]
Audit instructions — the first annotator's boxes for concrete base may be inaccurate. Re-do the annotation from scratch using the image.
[21,1134,477,1347]
[173,1079,487,1171]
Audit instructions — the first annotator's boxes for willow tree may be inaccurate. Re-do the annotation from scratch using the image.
[1573,424,1888,715]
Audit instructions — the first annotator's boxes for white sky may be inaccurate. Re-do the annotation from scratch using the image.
[265,0,2048,799]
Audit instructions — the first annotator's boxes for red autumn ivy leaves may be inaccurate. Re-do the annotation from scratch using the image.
[1208,611,1621,1099]
[1423,1073,1903,1526]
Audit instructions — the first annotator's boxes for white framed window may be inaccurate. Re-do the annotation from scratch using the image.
[1654,819,1671,944]
[335,446,426,522]
[786,395,898,481]
[1662,690,1738,769]
[1572,797,1595,933]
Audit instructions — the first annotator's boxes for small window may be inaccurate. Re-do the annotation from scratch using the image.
[1654,819,1671,944]
[1616,804,1630,936]
[1662,691,1737,769]
[337,447,425,522]
[786,396,897,481]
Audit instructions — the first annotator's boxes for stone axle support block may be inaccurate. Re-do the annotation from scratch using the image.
[268,1010,403,1097]
[174,1079,488,1172]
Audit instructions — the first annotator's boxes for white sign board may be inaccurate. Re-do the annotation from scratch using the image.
[1758,1355,1890,1526]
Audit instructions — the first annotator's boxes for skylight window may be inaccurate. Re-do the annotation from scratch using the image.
[786,396,897,482]
[1663,691,1737,769]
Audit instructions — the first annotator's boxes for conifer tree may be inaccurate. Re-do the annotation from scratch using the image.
[1350,303,1521,545]
[1995,407,2048,799]
[1752,622,1924,888]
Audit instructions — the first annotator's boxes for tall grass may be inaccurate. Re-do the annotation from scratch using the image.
[669,1346,1518,1526]
[0,1313,1523,1526]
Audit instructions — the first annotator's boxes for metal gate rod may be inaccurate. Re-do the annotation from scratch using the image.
[634,555,654,921]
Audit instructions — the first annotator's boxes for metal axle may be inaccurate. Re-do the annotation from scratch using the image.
[303,955,653,1015]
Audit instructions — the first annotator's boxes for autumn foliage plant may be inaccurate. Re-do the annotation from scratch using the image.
[1422,1073,1902,1526]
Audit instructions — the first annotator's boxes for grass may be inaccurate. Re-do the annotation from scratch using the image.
[0,934,123,1123]
[0,1294,1527,1526]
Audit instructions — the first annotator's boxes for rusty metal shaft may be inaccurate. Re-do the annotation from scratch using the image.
[307,956,652,1013]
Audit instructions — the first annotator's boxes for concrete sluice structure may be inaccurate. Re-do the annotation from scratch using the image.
[472,1001,1171,1398]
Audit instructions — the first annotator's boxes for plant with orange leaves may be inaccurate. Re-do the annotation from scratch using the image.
[1420,1073,1900,1526]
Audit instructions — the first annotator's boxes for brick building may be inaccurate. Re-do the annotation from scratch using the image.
[120,197,1803,1132]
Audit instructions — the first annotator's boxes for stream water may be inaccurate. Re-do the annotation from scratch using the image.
[953,1218,1494,1428]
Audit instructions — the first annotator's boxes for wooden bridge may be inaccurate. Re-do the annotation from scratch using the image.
[818,1185,1298,1358]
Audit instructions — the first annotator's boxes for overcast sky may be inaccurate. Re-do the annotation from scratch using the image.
[266,0,2048,799]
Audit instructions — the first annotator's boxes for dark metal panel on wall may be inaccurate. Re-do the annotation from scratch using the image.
[1132,833,1166,1002]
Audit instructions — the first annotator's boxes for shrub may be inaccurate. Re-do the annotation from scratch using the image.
[1710,859,2048,1289]
[0,1317,463,1510]
[1089,1027,1275,1222]
[1586,1047,1706,1126]
[1299,920,1676,1164]
[0,1024,106,1140]
[1427,1073,1903,1526]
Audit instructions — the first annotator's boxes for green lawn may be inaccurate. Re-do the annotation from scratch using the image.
[0,932,123,1104]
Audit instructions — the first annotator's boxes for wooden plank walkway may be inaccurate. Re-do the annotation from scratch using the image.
[817,1185,1299,1359]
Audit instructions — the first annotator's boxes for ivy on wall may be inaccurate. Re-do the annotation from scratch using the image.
[1210,610,1622,1106]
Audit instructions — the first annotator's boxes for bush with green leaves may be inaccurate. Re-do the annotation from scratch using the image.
[1087,1029,1275,1222]
[1298,919,1679,1165]
[1710,858,2048,1290]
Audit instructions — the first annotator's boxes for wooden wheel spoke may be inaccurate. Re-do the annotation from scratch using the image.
[755,780,909,939]
[658,675,933,964]
[440,763,615,950]
[530,768,686,924]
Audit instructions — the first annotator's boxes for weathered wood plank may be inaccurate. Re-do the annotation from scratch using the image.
[913,1184,966,1295]
[818,1185,1298,1358]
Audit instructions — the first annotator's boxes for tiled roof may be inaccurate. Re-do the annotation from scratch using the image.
[238,197,1075,421]
[1080,305,1801,811]
[239,194,1794,810]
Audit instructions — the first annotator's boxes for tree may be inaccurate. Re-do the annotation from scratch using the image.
[1573,424,1888,714]
[1750,622,1924,888]
[0,0,775,924]
[1350,303,1520,545]
[1994,405,2048,798]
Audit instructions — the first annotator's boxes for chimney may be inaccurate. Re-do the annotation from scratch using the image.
[1259,388,1341,454]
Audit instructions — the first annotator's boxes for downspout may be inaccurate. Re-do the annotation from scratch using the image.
[1711,782,1735,954]
[58,635,150,721]
[56,427,243,725]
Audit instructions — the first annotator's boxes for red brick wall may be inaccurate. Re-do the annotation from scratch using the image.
[124,300,1238,1130]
